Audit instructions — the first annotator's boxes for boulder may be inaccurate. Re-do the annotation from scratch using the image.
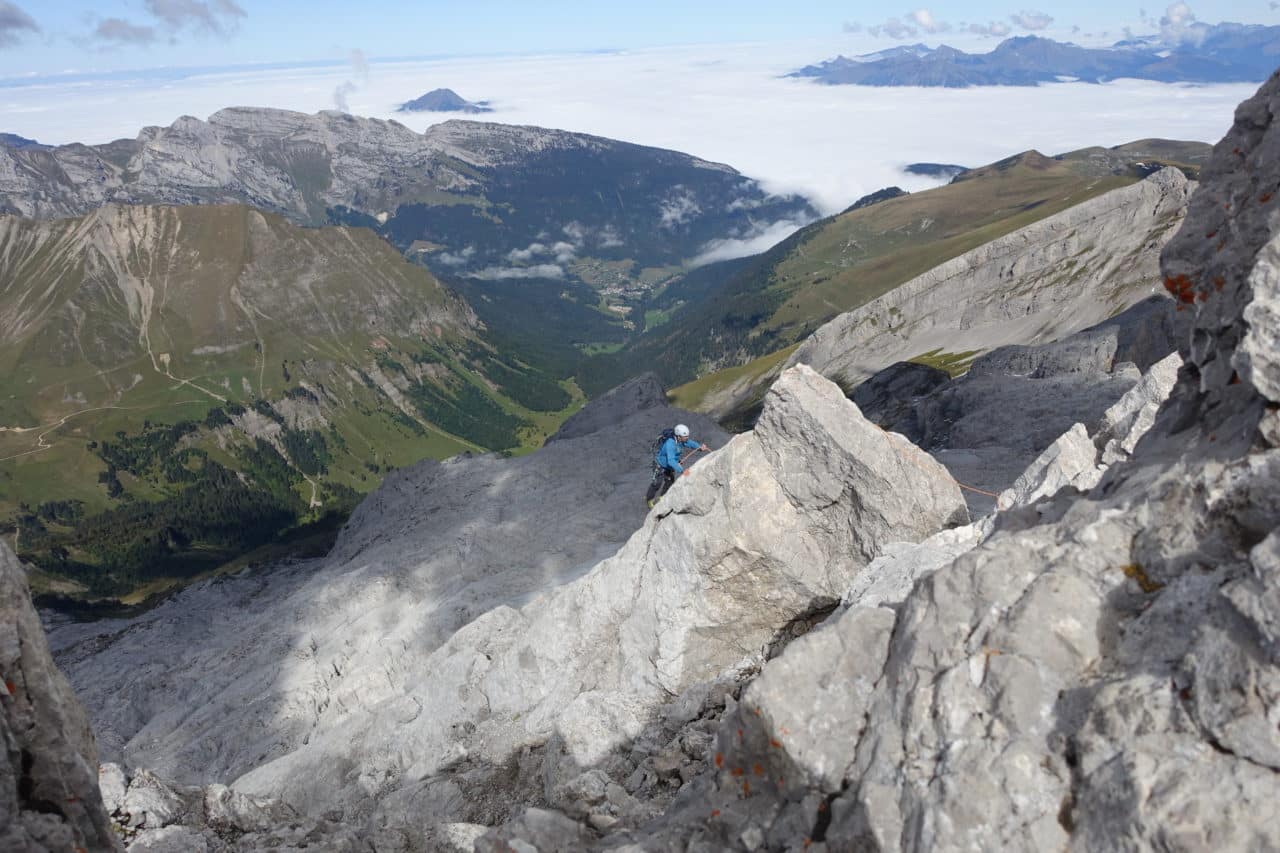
[0,543,120,852]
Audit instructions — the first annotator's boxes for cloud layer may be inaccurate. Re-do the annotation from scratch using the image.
[0,41,1251,221]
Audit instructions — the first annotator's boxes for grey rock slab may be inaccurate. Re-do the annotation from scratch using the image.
[225,365,965,820]
[51,401,728,789]
[791,171,1191,392]
[546,373,669,443]
[0,542,120,852]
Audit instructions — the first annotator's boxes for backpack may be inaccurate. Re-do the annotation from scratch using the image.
[650,428,676,470]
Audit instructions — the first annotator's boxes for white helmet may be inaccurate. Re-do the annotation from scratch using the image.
[674,424,690,438]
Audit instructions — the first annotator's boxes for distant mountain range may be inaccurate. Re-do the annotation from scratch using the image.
[791,25,1280,86]
[397,88,493,114]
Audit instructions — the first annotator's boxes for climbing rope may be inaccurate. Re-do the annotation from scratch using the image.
[879,426,1006,511]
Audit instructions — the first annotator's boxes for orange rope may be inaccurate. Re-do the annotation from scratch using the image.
[880,426,1005,509]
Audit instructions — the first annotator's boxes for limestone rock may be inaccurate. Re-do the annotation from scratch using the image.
[1095,350,1182,464]
[0,543,120,852]
[51,399,728,787]
[532,71,1280,853]
[228,365,966,819]
[790,171,1191,393]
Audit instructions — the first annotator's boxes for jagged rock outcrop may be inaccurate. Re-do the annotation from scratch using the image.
[0,544,119,852]
[545,373,668,444]
[997,351,1183,508]
[503,71,1280,852]
[790,168,1192,391]
[848,296,1179,514]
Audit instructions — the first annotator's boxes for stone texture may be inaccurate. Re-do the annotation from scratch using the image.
[0,543,120,852]
[50,397,728,788]
[226,364,966,823]
[846,361,950,434]
[546,373,668,444]
[492,71,1280,853]
[790,170,1191,393]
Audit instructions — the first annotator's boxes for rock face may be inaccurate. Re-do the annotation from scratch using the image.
[491,71,1280,852]
[0,108,811,271]
[225,365,965,825]
[849,296,1179,515]
[545,373,669,444]
[0,544,119,852]
[51,363,966,846]
[50,393,729,788]
[790,168,1192,391]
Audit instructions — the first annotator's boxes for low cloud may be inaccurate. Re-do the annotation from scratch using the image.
[1010,10,1054,30]
[1159,2,1207,45]
[842,21,864,33]
[93,17,158,45]
[471,264,565,280]
[144,0,246,37]
[868,18,919,39]
[0,1,39,47]
[970,20,1013,37]
[660,190,702,228]
[909,9,950,34]
[436,246,476,267]
[690,217,813,267]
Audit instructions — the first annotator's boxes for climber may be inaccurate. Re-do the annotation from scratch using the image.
[646,423,710,508]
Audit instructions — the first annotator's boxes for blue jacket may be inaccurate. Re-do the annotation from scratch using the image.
[656,437,703,474]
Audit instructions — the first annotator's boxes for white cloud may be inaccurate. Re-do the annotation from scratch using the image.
[0,42,1250,218]
[437,245,476,266]
[970,20,1013,37]
[551,241,577,263]
[1010,10,1054,30]
[659,190,702,228]
[1159,2,1206,45]
[690,217,813,266]
[868,18,919,39]
[842,21,864,33]
[471,264,564,280]
[506,242,547,262]
[597,225,624,248]
[909,9,950,34]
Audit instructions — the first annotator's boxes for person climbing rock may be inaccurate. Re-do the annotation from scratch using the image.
[646,423,710,508]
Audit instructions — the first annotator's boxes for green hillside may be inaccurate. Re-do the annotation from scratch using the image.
[0,204,579,603]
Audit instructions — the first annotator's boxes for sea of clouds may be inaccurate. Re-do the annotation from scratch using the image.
[2,39,1255,248]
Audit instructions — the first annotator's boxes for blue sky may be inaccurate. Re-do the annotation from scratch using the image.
[1,1,1275,76]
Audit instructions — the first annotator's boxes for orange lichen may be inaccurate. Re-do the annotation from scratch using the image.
[1121,563,1164,593]
[711,809,721,818]
[1262,193,1274,203]
[715,752,724,768]
[731,767,744,777]
[769,738,782,749]
[1214,276,1226,291]
[752,763,765,776]
[1165,274,1197,304]
[742,780,751,796]
[1206,230,1217,238]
